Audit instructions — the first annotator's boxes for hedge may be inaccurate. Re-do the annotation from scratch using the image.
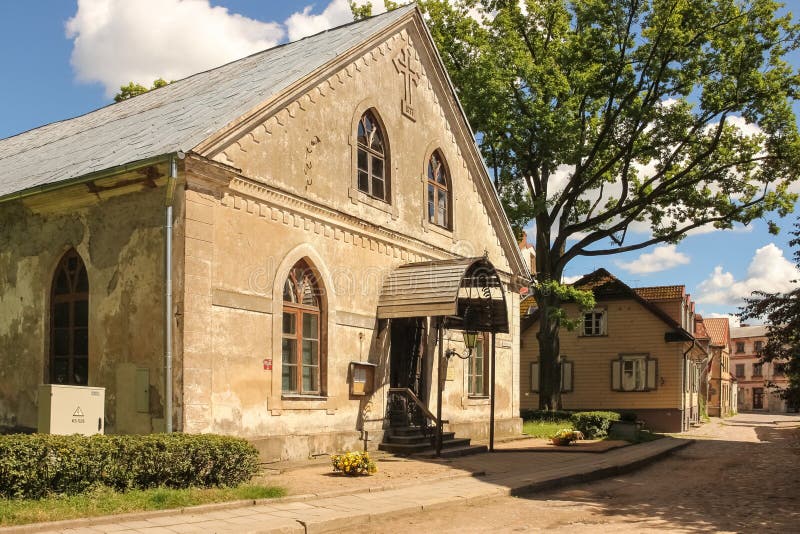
[569,411,620,439]
[0,433,260,499]
[520,409,573,422]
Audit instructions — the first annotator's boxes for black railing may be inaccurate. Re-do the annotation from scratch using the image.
[386,388,444,436]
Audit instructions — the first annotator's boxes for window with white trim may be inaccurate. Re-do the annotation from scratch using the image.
[582,309,606,336]
[611,355,657,391]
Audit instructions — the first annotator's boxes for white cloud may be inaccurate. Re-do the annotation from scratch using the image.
[561,274,583,284]
[616,245,690,275]
[286,0,386,41]
[701,313,741,328]
[695,243,800,306]
[66,0,286,97]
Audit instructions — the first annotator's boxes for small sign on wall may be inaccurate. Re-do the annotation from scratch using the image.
[263,359,272,371]
[349,361,377,396]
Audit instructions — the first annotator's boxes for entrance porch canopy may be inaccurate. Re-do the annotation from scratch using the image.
[376,257,509,333]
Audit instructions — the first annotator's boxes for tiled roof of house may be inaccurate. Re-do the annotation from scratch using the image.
[520,294,537,316]
[694,316,710,340]
[0,5,415,199]
[633,285,685,301]
[704,317,731,346]
[731,325,770,339]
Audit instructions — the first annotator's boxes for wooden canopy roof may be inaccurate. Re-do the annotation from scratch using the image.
[377,257,509,333]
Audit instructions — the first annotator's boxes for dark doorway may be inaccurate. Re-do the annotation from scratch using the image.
[389,317,426,398]
[753,387,764,409]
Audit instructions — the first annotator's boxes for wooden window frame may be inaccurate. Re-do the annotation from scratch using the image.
[582,309,606,336]
[356,110,390,203]
[49,249,90,386]
[752,363,763,377]
[612,354,657,392]
[426,150,451,230]
[281,261,325,396]
[467,333,489,397]
[529,359,573,394]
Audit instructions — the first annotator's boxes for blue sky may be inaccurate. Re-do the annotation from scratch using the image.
[1,1,798,321]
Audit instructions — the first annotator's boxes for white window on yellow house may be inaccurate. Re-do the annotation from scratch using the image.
[612,355,657,391]
[582,309,606,336]
[530,358,573,393]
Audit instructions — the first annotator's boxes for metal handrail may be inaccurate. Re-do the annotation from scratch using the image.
[388,387,446,425]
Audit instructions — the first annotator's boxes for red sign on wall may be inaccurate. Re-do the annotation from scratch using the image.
[263,359,272,371]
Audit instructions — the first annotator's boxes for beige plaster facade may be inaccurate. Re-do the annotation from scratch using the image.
[0,10,526,459]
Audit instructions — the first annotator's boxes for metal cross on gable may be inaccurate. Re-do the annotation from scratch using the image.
[393,46,420,121]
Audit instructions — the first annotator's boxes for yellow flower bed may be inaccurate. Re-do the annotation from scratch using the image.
[331,451,377,476]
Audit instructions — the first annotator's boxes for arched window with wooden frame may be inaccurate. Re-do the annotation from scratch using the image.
[427,150,451,229]
[356,109,390,202]
[281,260,325,395]
[50,249,89,385]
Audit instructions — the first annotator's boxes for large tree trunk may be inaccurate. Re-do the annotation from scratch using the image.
[534,218,564,411]
[535,289,562,410]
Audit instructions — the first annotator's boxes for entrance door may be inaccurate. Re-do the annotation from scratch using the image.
[753,387,764,409]
[389,318,427,397]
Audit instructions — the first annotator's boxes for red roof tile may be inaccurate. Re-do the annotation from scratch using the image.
[634,285,685,301]
[704,318,731,346]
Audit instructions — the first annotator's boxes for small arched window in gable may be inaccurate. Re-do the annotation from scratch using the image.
[281,260,324,395]
[356,110,389,202]
[50,249,89,386]
[427,150,451,229]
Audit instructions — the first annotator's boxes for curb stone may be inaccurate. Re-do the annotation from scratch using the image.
[0,439,691,534]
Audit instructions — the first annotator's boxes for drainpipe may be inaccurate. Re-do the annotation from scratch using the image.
[682,338,696,428]
[164,153,182,433]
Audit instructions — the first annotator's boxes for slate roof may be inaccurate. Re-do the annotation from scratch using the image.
[633,285,685,301]
[704,317,731,347]
[0,4,415,200]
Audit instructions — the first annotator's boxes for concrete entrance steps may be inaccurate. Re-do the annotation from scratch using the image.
[378,425,486,457]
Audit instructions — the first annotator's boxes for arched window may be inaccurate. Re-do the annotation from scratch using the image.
[282,260,324,395]
[50,249,89,385]
[356,110,389,202]
[427,150,451,228]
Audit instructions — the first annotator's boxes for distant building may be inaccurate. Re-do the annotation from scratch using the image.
[703,318,735,417]
[731,325,790,412]
[520,269,707,432]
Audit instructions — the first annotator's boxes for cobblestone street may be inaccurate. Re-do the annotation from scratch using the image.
[355,413,800,533]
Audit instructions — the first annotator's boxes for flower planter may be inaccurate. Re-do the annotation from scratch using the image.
[551,437,572,446]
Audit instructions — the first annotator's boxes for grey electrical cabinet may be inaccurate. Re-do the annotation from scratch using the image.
[38,384,105,435]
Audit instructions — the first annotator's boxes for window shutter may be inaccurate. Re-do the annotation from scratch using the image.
[611,360,621,391]
[530,362,539,393]
[600,311,607,335]
[647,358,658,390]
[561,361,573,393]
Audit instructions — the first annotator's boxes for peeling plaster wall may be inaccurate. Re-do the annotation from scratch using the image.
[0,187,166,433]
[182,22,522,458]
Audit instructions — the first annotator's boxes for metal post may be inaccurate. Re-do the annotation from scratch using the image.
[435,318,444,457]
[489,331,496,451]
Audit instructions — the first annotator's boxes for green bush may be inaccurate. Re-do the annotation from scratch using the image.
[520,409,573,422]
[569,411,620,439]
[0,433,260,499]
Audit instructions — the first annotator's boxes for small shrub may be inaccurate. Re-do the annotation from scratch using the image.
[0,433,260,499]
[331,451,376,476]
[569,411,620,439]
[520,409,572,422]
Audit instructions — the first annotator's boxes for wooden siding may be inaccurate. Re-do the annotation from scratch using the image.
[520,298,687,411]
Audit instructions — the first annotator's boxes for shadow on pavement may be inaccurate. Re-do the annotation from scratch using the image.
[512,423,800,532]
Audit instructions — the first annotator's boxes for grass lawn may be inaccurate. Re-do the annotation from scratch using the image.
[0,484,286,527]
[522,419,574,439]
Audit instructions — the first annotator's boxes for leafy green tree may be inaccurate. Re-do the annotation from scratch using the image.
[359,0,800,410]
[350,1,399,21]
[740,220,800,411]
[114,78,170,102]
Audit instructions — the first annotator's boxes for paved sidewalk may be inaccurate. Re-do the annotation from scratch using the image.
[4,437,691,534]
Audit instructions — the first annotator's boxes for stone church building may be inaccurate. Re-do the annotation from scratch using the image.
[0,5,527,459]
